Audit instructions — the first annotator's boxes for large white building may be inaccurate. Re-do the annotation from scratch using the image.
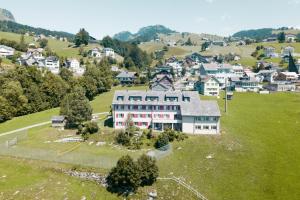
[112,90,221,134]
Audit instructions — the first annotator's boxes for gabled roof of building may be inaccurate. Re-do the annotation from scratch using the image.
[116,71,137,78]
[112,90,221,116]
[199,75,220,83]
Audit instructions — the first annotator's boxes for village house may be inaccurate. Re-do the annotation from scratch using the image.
[194,76,220,96]
[257,70,278,83]
[263,81,296,92]
[230,75,261,92]
[264,46,277,58]
[102,48,115,58]
[187,53,211,64]
[182,77,198,91]
[0,45,14,57]
[285,34,297,43]
[112,90,221,134]
[232,65,244,77]
[89,47,102,58]
[44,56,60,74]
[275,72,298,81]
[282,46,294,57]
[150,73,174,91]
[64,58,85,76]
[200,63,235,88]
[166,61,183,77]
[116,71,138,85]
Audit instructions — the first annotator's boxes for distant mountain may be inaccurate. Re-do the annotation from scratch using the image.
[113,25,177,42]
[113,31,134,41]
[0,8,15,22]
[233,28,274,40]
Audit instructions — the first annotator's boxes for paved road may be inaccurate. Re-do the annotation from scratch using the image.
[0,112,110,137]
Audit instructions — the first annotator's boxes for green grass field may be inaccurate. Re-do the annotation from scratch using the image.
[0,156,120,199]
[156,92,300,200]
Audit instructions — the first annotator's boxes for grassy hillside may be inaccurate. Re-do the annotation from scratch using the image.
[0,31,124,62]
[158,32,223,46]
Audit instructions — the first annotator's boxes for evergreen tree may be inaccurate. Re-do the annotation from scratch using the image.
[278,32,286,43]
[137,154,159,186]
[74,28,89,46]
[288,53,299,73]
[60,87,92,127]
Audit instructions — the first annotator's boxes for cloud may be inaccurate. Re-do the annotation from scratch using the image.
[195,17,207,23]
[221,14,231,21]
[204,0,215,3]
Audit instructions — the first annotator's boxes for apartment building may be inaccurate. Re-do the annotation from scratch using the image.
[112,90,221,134]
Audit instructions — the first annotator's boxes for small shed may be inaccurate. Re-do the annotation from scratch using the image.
[51,116,66,129]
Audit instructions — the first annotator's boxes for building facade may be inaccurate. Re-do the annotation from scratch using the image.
[195,76,220,96]
[112,90,221,134]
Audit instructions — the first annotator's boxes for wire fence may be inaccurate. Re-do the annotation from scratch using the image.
[0,129,121,169]
[0,129,172,169]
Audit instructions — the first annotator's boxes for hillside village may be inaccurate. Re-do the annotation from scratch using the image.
[0,5,300,200]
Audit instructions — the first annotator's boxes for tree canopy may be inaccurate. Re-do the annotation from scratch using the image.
[74,28,90,46]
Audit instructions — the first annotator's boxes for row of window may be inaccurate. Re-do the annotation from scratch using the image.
[115,113,172,119]
[195,116,218,122]
[195,125,218,130]
[114,105,180,111]
[117,96,191,102]
[115,122,149,127]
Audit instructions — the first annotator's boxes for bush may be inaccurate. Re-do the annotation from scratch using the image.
[85,121,99,134]
[155,133,169,149]
[115,131,131,146]
[77,122,99,141]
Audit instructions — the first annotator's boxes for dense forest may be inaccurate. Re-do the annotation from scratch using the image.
[0,59,113,123]
[232,28,274,40]
[0,20,75,40]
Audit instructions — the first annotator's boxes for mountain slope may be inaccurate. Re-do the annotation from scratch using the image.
[0,8,15,22]
[0,20,75,41]
[113,25,177,42]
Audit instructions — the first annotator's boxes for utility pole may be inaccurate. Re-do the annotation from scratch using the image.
[225,77,228,113]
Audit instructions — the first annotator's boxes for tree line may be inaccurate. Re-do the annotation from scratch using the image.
[0,20,75,41]
[0,59,113,123]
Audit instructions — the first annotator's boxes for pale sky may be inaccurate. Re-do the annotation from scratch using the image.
[1,0,300,39]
